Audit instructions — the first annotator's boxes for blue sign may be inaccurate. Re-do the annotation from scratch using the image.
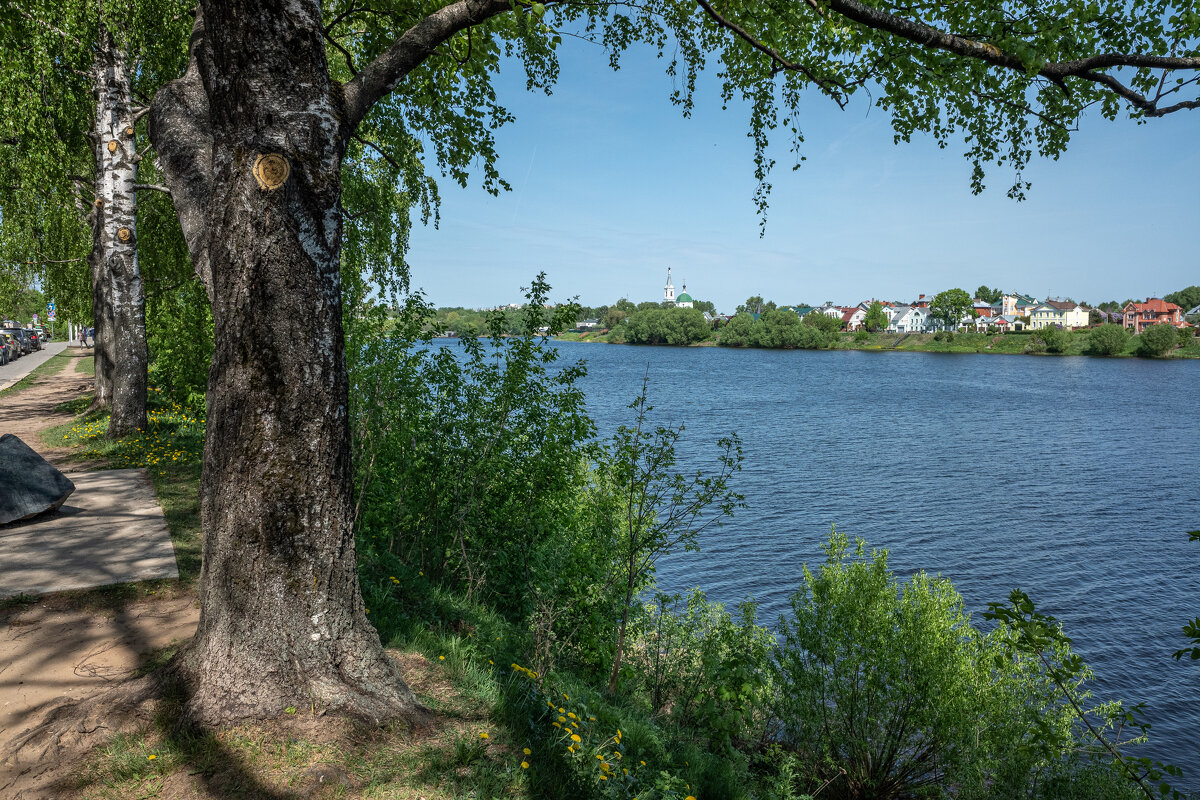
[47,301,56,311]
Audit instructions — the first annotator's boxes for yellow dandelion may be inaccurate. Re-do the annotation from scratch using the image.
[552,722,561,728]
[599,775,608,781]
[567,712,577,719]
[521,761,529,769]
[571,734,581,743]
[479,732,488,739]
[640,760,646,766]
[439,655,445,661]
[568,745,576,753]
[523,748,531,755]
[558,716,566,723]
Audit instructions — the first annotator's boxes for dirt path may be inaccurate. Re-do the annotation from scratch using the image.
[0,347,95,466]
[0,356,200,794]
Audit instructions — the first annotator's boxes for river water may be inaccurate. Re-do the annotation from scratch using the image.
[553,340,1199,780]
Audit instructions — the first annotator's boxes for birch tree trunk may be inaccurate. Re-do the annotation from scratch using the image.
[88,26,147,437]
[149,2,418,724]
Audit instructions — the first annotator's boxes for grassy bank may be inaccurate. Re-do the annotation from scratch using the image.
[556,328,1200,358]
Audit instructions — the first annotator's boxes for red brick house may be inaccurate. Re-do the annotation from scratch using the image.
[1123,299,1183,333]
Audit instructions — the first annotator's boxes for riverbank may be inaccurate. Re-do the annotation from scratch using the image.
[555,328,1200,357]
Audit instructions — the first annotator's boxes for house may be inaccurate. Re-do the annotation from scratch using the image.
[1001,293,1039,316]
[575,318,602,332]
[1029,300,1089,330]
[1123,299,1184,332]
[993,314,1026,331]
[888,306,930,333]
[841,307,866,330]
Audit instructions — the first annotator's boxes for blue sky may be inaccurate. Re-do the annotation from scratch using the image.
[406,41,1199,314]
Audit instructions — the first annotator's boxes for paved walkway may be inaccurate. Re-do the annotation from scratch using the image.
[0,469,178,598]
[0,341,69,392]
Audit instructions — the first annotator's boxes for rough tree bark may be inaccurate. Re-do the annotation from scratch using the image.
[87,25,147,437]
[149,3,418,724]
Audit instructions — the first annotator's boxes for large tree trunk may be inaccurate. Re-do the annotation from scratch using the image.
[150,2,418,725]
[88,26,148,437]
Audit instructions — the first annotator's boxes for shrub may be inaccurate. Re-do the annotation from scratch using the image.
[853,328,869,344]
[772,531,1097,800]
[1137,323,1179,357]
[1037,325,1069,354]
[801,310,842,334]
[1087,323,1129,356]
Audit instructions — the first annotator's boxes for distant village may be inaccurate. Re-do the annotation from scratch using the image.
[561,268,1198,335]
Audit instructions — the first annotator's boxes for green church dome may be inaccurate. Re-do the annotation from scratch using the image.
[676,292,693,303]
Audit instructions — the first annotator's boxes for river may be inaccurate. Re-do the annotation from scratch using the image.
[553,340,1200,780]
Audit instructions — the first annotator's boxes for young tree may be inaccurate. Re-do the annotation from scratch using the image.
[11,0,1197,725]
[930,288,974,331]
[599,376,742,695]
[863,300,887,332]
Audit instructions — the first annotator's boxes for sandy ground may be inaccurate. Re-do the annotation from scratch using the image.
[0,351,199,782]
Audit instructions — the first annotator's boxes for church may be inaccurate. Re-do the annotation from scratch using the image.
[663,267,694,308]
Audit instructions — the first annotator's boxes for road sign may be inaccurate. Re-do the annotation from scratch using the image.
[48,310,56,320]
[47,301,56,311]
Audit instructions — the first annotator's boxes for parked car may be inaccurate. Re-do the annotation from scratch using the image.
[1,332,22,362]
[27,330,42,351]
[0,333,13,365]
[1,328,31,355]
[34,327,50,343]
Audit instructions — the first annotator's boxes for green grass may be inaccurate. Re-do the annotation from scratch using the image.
[76,353,95,374]
[0,348,72,397]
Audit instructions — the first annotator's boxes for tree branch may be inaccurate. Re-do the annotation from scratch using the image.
[134,183,173,196]
[694,0,848,108]
[4,1,83,48]
[343,0,513,130]
[820,0,1200,114]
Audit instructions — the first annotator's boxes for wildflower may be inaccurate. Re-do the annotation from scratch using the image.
[479,732,488,739]
[147,754,157,760]
[567,712,577,719]
[558,716,566,723]
[439,655,445,661]
[686,797,696,800]
[521,761,529,769]
[558,707,565,713]
[571,734,581,743]
[523,748,531,755]
[640,760,646,766]
[599,775,608,781]
[568,745,575,753]
[552,722,560,728]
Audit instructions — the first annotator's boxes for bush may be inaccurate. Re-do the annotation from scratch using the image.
[801,310,842,334]
[933,330,955,342]
[1137,323,1179,357]
[626,307,711,345]
[772,531,1098,800]
[853,328,869,343]
[1087,323,1129,356]
[1037,325,1069,354]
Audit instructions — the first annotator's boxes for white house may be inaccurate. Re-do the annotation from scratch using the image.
[888,306,931,333]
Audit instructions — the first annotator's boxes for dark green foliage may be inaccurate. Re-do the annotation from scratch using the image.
[1087,323,1130,356]
[976,286,1003,304]
[349,275,595,624]
[625,306,711,345]
[931,288,973,330]
[1137,323,1180,357]
[719,309,836,349]
[1163,286,1200,312]
[853,328,869,343]
[774,533,1142,800]
[863,301,888,332]
[1037,325,1069,354]
[800,310,843,334]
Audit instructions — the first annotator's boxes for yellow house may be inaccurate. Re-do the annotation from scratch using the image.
[1029,301,1089,330]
